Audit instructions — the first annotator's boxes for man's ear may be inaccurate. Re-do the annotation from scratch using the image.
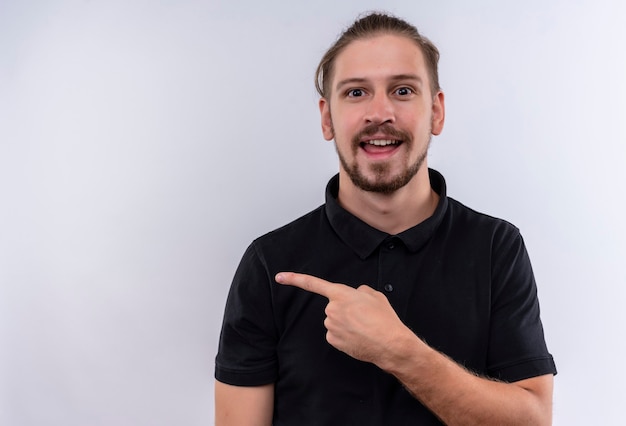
[431,91,445,136]
[319,98,335,141]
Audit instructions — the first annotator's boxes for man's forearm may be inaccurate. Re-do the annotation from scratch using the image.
[378,328,553,426]
[215,381,274,426]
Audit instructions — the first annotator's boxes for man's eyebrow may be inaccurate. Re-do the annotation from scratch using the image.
[335,74,424,91]
[335,77,368,92]
[389,74,423,85]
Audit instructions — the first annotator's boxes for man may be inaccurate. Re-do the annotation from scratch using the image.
[215,12,556,425]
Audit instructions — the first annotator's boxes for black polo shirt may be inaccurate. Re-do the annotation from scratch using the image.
[216,169,556,425]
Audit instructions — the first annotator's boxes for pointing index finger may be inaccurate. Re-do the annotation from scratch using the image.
[275,272,343,299]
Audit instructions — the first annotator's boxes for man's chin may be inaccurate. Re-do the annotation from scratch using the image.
[338,149,426,194]
[350,174,413,194]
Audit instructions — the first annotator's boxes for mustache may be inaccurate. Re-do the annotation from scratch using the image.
[351,123,412,145]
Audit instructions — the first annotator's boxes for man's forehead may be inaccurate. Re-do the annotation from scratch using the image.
[331,34,429,88]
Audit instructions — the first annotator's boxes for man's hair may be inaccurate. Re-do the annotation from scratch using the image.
[315,12,441,99]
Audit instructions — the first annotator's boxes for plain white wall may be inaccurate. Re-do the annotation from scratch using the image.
[1,0,625,424]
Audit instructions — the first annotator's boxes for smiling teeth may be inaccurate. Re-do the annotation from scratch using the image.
[367,139,398,146]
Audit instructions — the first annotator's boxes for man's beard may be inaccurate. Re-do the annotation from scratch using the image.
[335,122,431,194]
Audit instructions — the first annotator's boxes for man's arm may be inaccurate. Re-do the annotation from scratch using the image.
[275,272,553,426]
[382,328,553,425]
[215,381,274,426]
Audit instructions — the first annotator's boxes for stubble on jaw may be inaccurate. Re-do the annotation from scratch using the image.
[331,120,431,194]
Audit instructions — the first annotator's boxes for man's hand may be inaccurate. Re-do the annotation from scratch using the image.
[275,272,411,366]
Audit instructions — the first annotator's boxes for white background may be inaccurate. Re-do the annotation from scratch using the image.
[1,0,625,424]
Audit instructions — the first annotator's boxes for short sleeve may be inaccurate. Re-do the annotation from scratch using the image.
[486,228,557,382]
[215,242,278,386]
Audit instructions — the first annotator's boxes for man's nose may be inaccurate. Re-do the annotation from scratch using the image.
[364,93,395,124]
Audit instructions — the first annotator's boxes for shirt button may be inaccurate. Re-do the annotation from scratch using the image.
[387,242,395,250]
[384,284,394,292]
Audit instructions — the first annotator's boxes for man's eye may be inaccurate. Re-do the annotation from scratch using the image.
[347,89,364,97]
[395,87,413,96]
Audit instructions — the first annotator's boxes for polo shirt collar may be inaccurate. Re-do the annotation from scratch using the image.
[325,168,449,259]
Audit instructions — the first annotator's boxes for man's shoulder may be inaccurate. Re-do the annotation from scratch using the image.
[446,196,521,238]
[252,204,328,248]
[439,197,530,268]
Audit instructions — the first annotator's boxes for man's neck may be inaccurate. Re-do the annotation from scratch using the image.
[337,166,439,235]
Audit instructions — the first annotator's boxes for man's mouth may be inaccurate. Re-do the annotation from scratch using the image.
[352,123,410,156]
[359,139,403,156]
[361,139,401,147]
